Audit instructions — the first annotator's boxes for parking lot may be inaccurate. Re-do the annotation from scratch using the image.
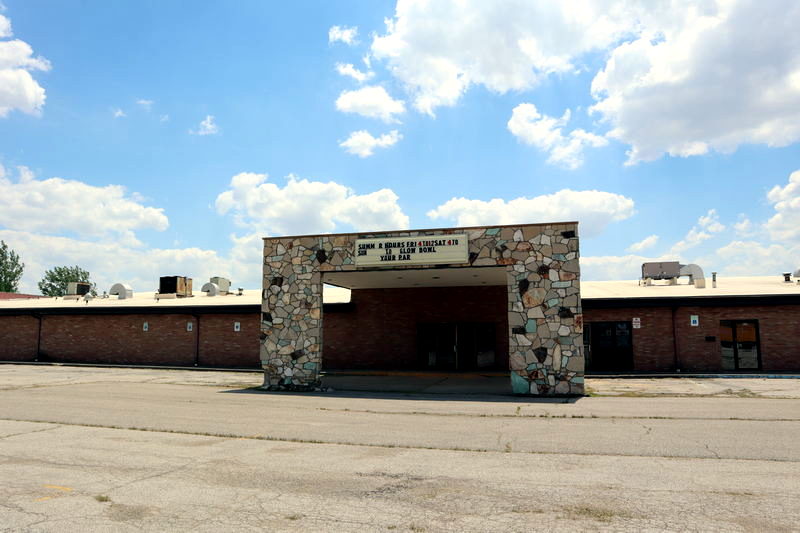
[1,365,799,532]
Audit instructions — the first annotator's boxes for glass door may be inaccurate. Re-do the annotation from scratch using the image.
[720,320,761,370]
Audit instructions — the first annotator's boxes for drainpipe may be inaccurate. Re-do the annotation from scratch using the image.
[671,306,680,372]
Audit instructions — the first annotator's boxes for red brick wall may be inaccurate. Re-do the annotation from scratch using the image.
[583,307,676,371]
[39,314,198,366]
[323,286,508,371]
[0,315,39,361]
[584,304,800,372]
[197,313,260,368]
[17,313,262,367]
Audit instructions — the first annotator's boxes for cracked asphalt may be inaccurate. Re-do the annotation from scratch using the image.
[0,366,799,532]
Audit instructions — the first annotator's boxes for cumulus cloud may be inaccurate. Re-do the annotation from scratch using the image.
[0,16,51,118]
[371,0,632,115]
[339,130,402,158]
[335,62,374,83]
[190,115,218,135]
[370,1,800,162]
[329,25,358,45]
[0,228,251,295]
[670,209,725,254]
[215,172,409,236]
[627,234,659,253]
[0,165,168,246]
[507,103,608,169]
[136,99,153,111]
[112,108,125,118]
[335,86,405,123]
[765,169,800,242]
[427,189,634,238]
[590,1,800,164]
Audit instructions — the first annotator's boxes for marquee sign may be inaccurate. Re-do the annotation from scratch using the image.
[354,234,468,267]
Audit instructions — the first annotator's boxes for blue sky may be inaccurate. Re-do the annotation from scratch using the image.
[1,0,799,292]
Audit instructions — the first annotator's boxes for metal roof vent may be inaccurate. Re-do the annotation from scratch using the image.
[201,282,220,296]
[109,283,134,299]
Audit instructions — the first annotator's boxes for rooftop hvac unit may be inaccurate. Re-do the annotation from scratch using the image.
[201,282,220,296]
[641,261,706,288]
[109,283,134,299]
[67,281,92,296]
[209,276,231,293]
[159,276,193,297]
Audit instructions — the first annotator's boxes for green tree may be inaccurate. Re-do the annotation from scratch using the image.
[38,265,97,297]
[0,240,25,293]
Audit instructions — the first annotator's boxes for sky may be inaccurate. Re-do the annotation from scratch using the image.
[0,0,799,293]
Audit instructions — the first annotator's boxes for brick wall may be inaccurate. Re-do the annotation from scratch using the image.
[0,315,39,361]
[583,307,676,371]
[323,286,508,371]
[39,313,198,366]
[584,304,800,372]
[0,312,260,368]
[197,313,260,367]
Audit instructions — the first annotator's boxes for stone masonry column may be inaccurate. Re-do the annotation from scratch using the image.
[260,237,324,390]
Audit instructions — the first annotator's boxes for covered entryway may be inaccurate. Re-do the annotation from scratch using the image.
[322,266,509,375]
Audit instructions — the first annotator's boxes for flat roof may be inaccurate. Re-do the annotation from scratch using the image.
[1,276,797,313]
[581,276,800,300]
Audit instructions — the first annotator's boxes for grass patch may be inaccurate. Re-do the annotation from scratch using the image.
[285,513,303,521]
[94,494,111,503]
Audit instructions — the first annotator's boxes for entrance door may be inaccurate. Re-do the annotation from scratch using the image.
[720,320,761,370]
[586,321,634,372]
[417,323,497,371]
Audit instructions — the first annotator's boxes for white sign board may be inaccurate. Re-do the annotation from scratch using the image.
[690,315,699,327]
[354,234,468,267]
[632,317,641,329]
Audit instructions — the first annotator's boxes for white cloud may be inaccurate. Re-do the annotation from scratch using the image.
[427,189,634,238]
[0,165,168,246]
[733,215,753,237]
[329,25,358,45]
[190,115,218,135]
[371,1,800,162]
[590,1,800,164]
[765,169,800,242]
[582,254,658,281]
[159,114,169,122]
[335,86,405,123]
[136,99,153,111]
[0,14,11,39]
[670,209,725,254]
[627,234,659,253]
[112,108,126,118]
[215,172,409,236]
[371,0,633,115]
[335,62,374,83]
[705,240,800,277]
[0,228,250,295]
[339,130,402,158]
[507,103,608,169]
[0,23,51,117]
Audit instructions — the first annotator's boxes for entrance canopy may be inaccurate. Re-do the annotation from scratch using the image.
[260,223,584,395]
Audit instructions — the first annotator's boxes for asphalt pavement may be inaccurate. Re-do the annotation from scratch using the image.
[0,365,798,532]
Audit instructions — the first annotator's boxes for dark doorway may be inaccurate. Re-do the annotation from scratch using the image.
[417,322,499,371]
[720,320,761,370]
[585,321,634,372]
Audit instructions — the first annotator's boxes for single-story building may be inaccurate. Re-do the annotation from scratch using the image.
[1,223,798,394]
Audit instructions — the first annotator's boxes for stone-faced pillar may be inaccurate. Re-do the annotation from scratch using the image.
[261,237,324,390]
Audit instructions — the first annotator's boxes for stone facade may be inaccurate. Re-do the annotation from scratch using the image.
[261,223,584,395]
